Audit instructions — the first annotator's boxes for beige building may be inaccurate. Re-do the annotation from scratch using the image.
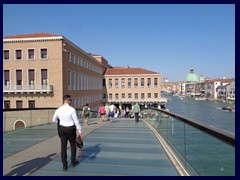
[3,33,164,111]
[3,33,107,110]
[104,66,164,109]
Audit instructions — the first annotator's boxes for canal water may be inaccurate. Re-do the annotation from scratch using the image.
[164,95,235,133]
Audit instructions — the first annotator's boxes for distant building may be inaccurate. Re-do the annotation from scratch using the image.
[216,84,227,100]
[226,79,235,101]
[200,78,232,100]
[185,67,199,95]
[104,66,164,109]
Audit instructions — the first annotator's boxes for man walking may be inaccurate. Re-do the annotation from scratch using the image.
[109,103,116,123]
[82,103,90,126]
[53,95,82,171]
[133,102,140,122]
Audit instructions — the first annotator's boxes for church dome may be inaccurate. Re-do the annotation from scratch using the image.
[186,68,199,82]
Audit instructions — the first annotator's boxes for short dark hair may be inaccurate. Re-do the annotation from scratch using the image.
[85,103,89,106]
[63,95,71,101]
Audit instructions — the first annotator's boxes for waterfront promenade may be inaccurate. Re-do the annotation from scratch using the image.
[3,119,179,176]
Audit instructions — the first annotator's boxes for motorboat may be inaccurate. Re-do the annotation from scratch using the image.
[222,106,233,111]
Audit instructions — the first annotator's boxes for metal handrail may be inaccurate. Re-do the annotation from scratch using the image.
[144,107,235,147]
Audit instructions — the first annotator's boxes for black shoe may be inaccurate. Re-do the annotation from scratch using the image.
[71,161,79,167]
[63,165,68,171]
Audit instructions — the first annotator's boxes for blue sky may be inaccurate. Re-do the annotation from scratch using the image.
[3,4,235,82]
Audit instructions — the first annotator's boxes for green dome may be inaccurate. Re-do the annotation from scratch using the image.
[186,68,199,82]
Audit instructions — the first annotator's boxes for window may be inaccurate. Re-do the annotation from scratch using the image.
[28,49,35,59]
[109,93,112,100]
[115,93,119,100]
[103,79,106,87]
[141,78,144,87]
[141,93,145,99]
[4,101,10,109]
[154,93,158,98]
[68,51,71,62]
[76,56,79,65]
[122,93,125,99]
[41,69,48,86]
[148,93,151,98]
[72,71,75,90]
[16,70,22,86]
[41,49,47,59]
[109,79,112,88]
[4,50,9,60]
[134,78,138,87]
[115,78,119,88]
[29,101,35,108]
[16,101,23,108]
[72,53,75,64]
[154,78,158,87]
[79,57,82,66]
[121,78,125,88]
[4,70,10,86]
[128,78,131,88]
[15,50,22,60]
[103,94,106,98]
[134,93,138,99]
[128,93,132,99]
[68,70,71,87]
[28,69,35,85]
[147,78,151,87]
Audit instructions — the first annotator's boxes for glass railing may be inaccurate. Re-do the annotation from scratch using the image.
[141,108,235,176]
[3,108,99,132]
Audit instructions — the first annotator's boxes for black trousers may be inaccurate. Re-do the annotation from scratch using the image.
[59,125,76,167]
[135,112,139,122]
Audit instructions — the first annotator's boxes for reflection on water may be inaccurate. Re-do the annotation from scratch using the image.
[165,95,235,133]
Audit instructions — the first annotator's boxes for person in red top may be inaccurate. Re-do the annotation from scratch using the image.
[98,102,106,122]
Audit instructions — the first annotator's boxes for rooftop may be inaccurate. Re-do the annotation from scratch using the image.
[4,33,60,39]
[204,78,232,83]
[105,67,160,75]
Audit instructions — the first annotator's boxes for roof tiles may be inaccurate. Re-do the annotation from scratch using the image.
[4,33,60,39]
[105,67,159,75]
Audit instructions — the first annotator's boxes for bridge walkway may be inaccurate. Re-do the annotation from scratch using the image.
[4,119,179,176]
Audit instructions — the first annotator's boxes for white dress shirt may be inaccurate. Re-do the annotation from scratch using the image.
[110,104,115,112]
[53,103,81,133]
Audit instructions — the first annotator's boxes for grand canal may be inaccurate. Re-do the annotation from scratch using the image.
[164,95,235,133]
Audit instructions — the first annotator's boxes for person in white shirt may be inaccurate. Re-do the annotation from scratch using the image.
[53,95,82,171]
[109,103,116,123]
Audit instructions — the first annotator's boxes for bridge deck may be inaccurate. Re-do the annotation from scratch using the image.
[4,119,179,176]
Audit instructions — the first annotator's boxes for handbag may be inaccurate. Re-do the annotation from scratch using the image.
[76,135,83,149]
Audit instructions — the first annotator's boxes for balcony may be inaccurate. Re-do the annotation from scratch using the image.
[3,85,53,94]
